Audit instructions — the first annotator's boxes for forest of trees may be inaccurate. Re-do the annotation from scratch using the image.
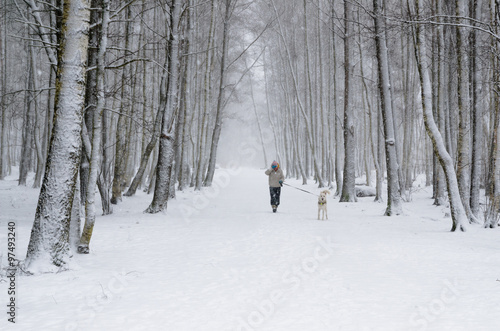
[0,0,499,269]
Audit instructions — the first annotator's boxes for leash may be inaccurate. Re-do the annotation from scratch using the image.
[282,183,318,196]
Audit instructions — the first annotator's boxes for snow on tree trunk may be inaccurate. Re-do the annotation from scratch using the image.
[335,104,343,196]
[373,0,402,215]
[414,0,467,232]
[19,45,35,186]
[434,0,447,206]
[79,0,110,254]
[340,0,356,202]
[455,0,477,223]
[204,0,231,188]
[111,6,133,205]
[69,176,81,250]
[485,0,500,228]
[146,0,182,213]
[25,0,91,271]
[194,0,216,191]
[99,107,112,215]
[470,0,483,218]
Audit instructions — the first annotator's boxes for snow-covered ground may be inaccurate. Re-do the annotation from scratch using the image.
[1,167,499,331]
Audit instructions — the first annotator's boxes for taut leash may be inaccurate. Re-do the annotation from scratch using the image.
[282,183,318,196]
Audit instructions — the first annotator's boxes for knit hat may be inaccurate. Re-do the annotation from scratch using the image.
[271,160,279,169]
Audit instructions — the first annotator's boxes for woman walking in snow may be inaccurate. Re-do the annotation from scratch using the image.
[265,160,285,213]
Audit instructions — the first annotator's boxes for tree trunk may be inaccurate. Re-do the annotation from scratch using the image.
[195,0,216,190]
[470,0,483,217]
[485,0,500,228]
[203,0,232,187]
[146,0,182,213]
[79,0,109,254]
[373,0,402,215]
[413,0,467,231]
[19,33,35,186]
[79,0,100,211]
[434,0,447,206]
[329,3,343,195]
[69,175,81,250]
[98,105,112,215]
[340,0,357,202]
[25,0,91,270]
[31,39,44,189]
[111,6,132,204]
[456,0,478,222]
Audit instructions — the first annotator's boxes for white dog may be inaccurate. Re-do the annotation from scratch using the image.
[318,190,331,220]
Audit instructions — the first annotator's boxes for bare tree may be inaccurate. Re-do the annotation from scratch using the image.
[79,0,110,254]
[469,0,484,217]
[146,0,183,213]
[340,0,357,202]
[25,0,91,269]
[412,0,468,232]
[203,0,232,187]
[373,0,402,214]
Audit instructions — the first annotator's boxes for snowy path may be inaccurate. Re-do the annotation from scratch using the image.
[1,168,500,330]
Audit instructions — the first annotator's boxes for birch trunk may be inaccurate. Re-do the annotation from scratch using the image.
[413,0,467,231]
[31,39,44,189]
[485,0,500,228]
[178,2,193,191]
[80,0,100,214]
[25,0,91,270]
[194,0,215,190]
[470,0,483,217]
[111,6,132,204]
[99,97,112,215]
[456,0,478,222]
[204,0,231,187]
[79,0,109,253]
[434,0,447,206]
[19,35,35,186]
[373,0,402,215]
[329,3,343,195]
[146,0,182,213]
[340,0,357,202]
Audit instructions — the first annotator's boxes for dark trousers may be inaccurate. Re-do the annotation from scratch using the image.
[270,187,281,206]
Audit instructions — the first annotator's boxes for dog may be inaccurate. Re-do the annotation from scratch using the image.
[318,190,331,220]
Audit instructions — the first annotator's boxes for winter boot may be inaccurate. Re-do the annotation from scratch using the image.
[272,205,277,213]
